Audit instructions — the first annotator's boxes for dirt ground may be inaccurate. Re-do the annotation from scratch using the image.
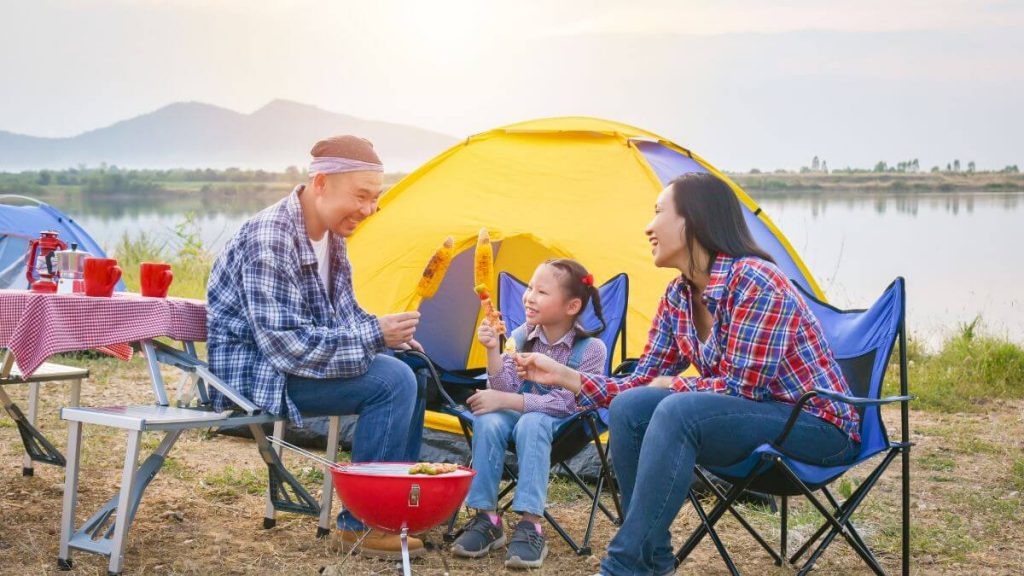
[1,357,1022,575]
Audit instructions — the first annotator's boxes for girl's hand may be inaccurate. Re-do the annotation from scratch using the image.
[467,389,520,415]
[649,376,676,389]
[477,319,499,350]
[515,353,580,393]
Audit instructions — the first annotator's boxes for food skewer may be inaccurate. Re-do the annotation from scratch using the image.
[474,228,494,289]
[472,228,507,337]
[475,283,506,337]
[406,236,455,311]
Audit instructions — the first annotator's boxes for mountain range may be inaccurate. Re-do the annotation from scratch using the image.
[0,100,459,172]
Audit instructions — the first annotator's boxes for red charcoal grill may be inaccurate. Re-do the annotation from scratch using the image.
[268,437,474,575]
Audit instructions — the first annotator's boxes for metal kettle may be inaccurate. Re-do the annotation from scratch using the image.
[55,243,91,294]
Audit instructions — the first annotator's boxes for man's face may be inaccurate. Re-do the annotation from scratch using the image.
[312,171,384,237]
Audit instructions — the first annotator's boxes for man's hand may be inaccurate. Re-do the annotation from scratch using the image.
[379,312,420,348]
[467,389,522,415]
[394,339,425,353]
[477,318,500,350]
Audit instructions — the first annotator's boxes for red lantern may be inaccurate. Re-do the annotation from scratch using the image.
[26,230,67,292]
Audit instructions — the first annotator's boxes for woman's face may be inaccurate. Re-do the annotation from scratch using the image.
[645,186,688,270]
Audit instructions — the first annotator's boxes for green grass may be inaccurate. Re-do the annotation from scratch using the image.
[1012,458,1024,492]
[835,476,859,499]
[294,465,325,485]
[899,516,979,561]
[162,456,197,481]
[917,453,956,473]
[948,486,1023,535]
[953,435,1002,456]
[201,465,266,500]
[885,319,1024,413]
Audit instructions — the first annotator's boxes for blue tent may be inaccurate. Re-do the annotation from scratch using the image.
[0,195,124,291]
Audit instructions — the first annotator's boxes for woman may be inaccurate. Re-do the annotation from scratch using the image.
[515,172,861,575]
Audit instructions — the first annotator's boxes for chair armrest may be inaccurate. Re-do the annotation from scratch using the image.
[611,358,639,377]
[773,388,915,446]
[812,387,915,407]
[394,350,463,412]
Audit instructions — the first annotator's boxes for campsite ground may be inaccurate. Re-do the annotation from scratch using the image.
[1,354,1022,575]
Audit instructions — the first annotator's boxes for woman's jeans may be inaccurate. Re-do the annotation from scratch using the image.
[465,410,571,516]
[601,388,860,576]
[287,353,426,531]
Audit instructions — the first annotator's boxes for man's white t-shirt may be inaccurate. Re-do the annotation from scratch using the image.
[309,233,331,290]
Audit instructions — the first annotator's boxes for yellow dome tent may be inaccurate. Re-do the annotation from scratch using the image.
[347,117,822,433]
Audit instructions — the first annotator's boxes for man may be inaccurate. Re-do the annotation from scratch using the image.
[207,135,427,558]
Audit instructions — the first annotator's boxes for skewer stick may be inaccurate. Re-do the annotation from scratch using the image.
[266,436,338,469]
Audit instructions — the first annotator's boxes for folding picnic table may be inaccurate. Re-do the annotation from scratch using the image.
[0,289,313,575]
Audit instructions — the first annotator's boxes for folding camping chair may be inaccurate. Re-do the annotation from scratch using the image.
[674,278,913,576]
[398,271,630,555]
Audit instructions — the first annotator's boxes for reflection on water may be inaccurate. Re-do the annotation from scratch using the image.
[35,188,290,254]
[762,190,1020,219]
[38,189,1024,347]
[35,188,286,219]
[758,191,1023,347]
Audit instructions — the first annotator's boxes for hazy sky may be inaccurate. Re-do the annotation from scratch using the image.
[1,0,1021,170]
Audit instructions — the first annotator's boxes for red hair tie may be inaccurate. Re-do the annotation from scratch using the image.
[582,274,594,287]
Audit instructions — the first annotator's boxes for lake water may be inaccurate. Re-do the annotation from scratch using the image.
[47,189,1024,348]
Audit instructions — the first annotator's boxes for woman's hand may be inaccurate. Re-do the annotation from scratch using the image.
[477,318,499,350]
[649,376,676,389]
[466,389,522,415]
[514,353,582,394]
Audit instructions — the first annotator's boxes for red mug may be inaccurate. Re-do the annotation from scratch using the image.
[83,258,122,297]
[140,262,173,298]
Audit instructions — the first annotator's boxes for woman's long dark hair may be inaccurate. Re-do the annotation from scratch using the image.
[670,172,775,278]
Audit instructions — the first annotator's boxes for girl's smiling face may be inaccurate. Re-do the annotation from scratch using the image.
[523,264,582,327]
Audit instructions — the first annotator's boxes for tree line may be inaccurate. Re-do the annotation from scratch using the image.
[0,165,307,195]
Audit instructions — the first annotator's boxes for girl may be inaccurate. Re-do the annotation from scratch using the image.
[452,259,608,569]
[515,173,861,576]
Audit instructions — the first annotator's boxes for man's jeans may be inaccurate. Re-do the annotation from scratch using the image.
[287,353,426,531]
[601,388,860,576]
[465,410,570,516]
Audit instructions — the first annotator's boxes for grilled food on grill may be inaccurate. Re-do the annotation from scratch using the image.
[408,462,460,475]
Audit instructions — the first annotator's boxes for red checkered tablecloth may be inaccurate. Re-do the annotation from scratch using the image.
[0,289,207,377]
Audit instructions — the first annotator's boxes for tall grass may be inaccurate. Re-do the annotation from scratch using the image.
[886,318,1024,412]
[113,212,212,300]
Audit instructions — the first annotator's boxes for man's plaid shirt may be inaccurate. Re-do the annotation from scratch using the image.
[579,255,861,441]
[206,186,385,425]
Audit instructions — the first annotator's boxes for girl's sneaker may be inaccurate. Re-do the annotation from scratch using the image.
[452,512,506,558]
[505,519,548,569]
